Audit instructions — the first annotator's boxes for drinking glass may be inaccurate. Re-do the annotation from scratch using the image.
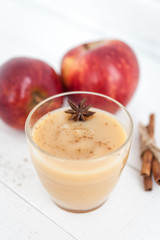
[25,91,133,213]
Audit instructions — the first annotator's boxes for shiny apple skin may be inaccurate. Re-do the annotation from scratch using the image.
[0,57,63,129]
[61,40,139,106]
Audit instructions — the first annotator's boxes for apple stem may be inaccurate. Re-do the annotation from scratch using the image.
[33,92,45,105]
[83,43,90,50]
[83,41,104,50]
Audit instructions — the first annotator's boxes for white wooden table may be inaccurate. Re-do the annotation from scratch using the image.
[0,0,160,239]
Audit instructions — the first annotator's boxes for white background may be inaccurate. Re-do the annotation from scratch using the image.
[0,0,160,239]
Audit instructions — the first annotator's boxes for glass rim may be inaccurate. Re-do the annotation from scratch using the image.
[25,91,133,163]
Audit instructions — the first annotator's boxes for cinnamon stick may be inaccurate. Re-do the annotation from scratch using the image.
[140,113,160,190]
[152,157,160,185]
[140,114,154,177]
[141,150,153,176]
[149,114,160,185]
[144,175,152,191]
[147,114,154,138]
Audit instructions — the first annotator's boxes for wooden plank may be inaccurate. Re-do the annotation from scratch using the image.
[0,182,76,240]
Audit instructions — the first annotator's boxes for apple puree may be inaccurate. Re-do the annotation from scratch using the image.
[31,108,129,212]
[32,108,126,160]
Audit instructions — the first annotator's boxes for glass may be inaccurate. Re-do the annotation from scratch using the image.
[25,91,133,213]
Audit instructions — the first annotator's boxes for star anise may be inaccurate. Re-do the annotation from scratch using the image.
[65,98,95,121]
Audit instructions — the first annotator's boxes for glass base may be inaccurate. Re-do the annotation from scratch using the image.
[54,199,108,213]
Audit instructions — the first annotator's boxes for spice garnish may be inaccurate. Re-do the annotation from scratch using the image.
[65,98,95,121]
[139,114,160,191]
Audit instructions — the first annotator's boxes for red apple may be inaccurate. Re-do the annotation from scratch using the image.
[61,40,139,107]
[0,57,63,130]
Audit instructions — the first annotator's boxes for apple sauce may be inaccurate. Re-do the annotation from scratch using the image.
[30,108,130,212]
